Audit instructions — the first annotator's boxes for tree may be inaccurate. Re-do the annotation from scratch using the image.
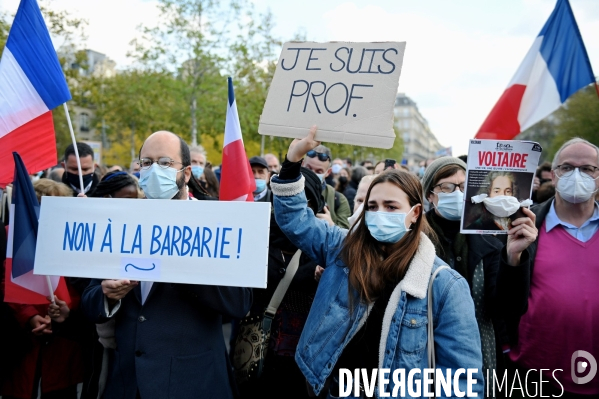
[129,0,246,147]
[516,119,558,164]
[90,70,192,165]
[549,84,599,159]
[0,12,9,51]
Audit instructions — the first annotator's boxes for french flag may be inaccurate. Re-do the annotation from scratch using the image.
[4,152,70,305]
[219,77,256,201]
[0,0,72,187]
[476,0,595,140]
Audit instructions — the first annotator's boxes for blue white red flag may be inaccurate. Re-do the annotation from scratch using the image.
[476,0,596,140]
[0,0,72,187]
[4,152,70,304]
[219,77,256,201]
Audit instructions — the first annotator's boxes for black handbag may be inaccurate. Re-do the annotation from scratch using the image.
[232,250,302,384]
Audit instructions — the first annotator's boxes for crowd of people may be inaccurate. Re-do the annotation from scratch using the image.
[0,131,598,399]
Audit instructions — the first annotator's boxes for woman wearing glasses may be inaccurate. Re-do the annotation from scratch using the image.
[422,157,534,396]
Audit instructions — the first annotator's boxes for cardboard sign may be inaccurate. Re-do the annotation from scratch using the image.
[259,42,406,149]
[34,197,271,288]
[461,139,542,234]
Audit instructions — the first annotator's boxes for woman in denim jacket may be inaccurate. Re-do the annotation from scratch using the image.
[270,128,484,398]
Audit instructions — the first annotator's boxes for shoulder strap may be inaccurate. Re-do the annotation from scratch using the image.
[334,191,341,211]
[265,249,302,317]
[427,265,450,371]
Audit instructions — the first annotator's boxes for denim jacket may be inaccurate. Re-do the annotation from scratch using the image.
[271,174,484,398]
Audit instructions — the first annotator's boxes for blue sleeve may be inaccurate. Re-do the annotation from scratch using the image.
[433,273,485,398]
[272,174,347,267]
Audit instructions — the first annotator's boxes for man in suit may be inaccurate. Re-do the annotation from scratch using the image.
[81,131,252,399]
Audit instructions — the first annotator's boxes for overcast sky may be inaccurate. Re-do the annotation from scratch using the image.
[1,0,598,156]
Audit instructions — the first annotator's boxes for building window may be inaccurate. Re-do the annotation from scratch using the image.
[403,108,410,117]
[80,113,90,132]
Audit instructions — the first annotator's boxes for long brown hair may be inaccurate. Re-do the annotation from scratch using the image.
[341,170,434,305]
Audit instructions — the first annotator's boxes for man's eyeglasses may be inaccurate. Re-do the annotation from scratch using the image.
[555,164,599,179]
[139,157,183,170]
[432,182,465,194]
[306,150,330,162]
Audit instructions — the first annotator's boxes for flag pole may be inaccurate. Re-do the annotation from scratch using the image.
[45,276,56,304]
[63,103,85,194]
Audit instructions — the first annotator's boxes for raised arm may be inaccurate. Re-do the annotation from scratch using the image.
[271,126,347,267]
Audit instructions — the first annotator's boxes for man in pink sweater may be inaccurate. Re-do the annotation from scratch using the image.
[504,138,599,398]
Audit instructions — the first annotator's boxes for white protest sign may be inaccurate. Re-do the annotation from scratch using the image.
[258,42,406,149]
[34,197,270,288]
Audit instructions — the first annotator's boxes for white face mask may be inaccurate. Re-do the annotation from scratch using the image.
[471,194,532,218]
[316,173,325,183]
[331,164,342,174]
[435,190,464,221]
[556,168,598,204]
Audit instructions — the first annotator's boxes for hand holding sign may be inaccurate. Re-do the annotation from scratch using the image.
[287,125,321,162]
[506,207,538,266]
[102,279,138,304]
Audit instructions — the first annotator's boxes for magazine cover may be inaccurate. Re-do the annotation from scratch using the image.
[461,139,542,234]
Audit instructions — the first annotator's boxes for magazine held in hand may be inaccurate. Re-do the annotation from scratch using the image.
[461,139,542,234]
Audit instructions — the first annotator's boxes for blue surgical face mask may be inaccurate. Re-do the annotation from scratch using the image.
[435,190,464,221]
[191,165,204,179]
[316,173,325,183]
[139,163,180,199]
[254,178,267,194]
[365,206,416,243]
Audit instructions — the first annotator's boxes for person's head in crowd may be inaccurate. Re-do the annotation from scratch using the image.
[335,167,352,193]
[552,138,599,204]
[331,158,344,175]
[422,157,467,221]
[360,160,373,169]
[342,169,428,303]
[199,166,220,198]
[264,153,280,173]
[48,167,65,183]
[399,164,410,172]
[108,165,123,173]
[344,157,353,168]
[353,174,376,214]
[249,156,269,196]
[91,171,140,199]
[536,161,553,185]
[457,154,468,164]
[189,145,207,180]
[302,145,332,184]
[95,164,108,180]
[536,161,552,180]
[373,160,385,175]
[350,166,368,189]
[536,181,556,204]
[138,131,197,200]
[61,142,98,196]
[33,178,73,202]
[129,160,141,174]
